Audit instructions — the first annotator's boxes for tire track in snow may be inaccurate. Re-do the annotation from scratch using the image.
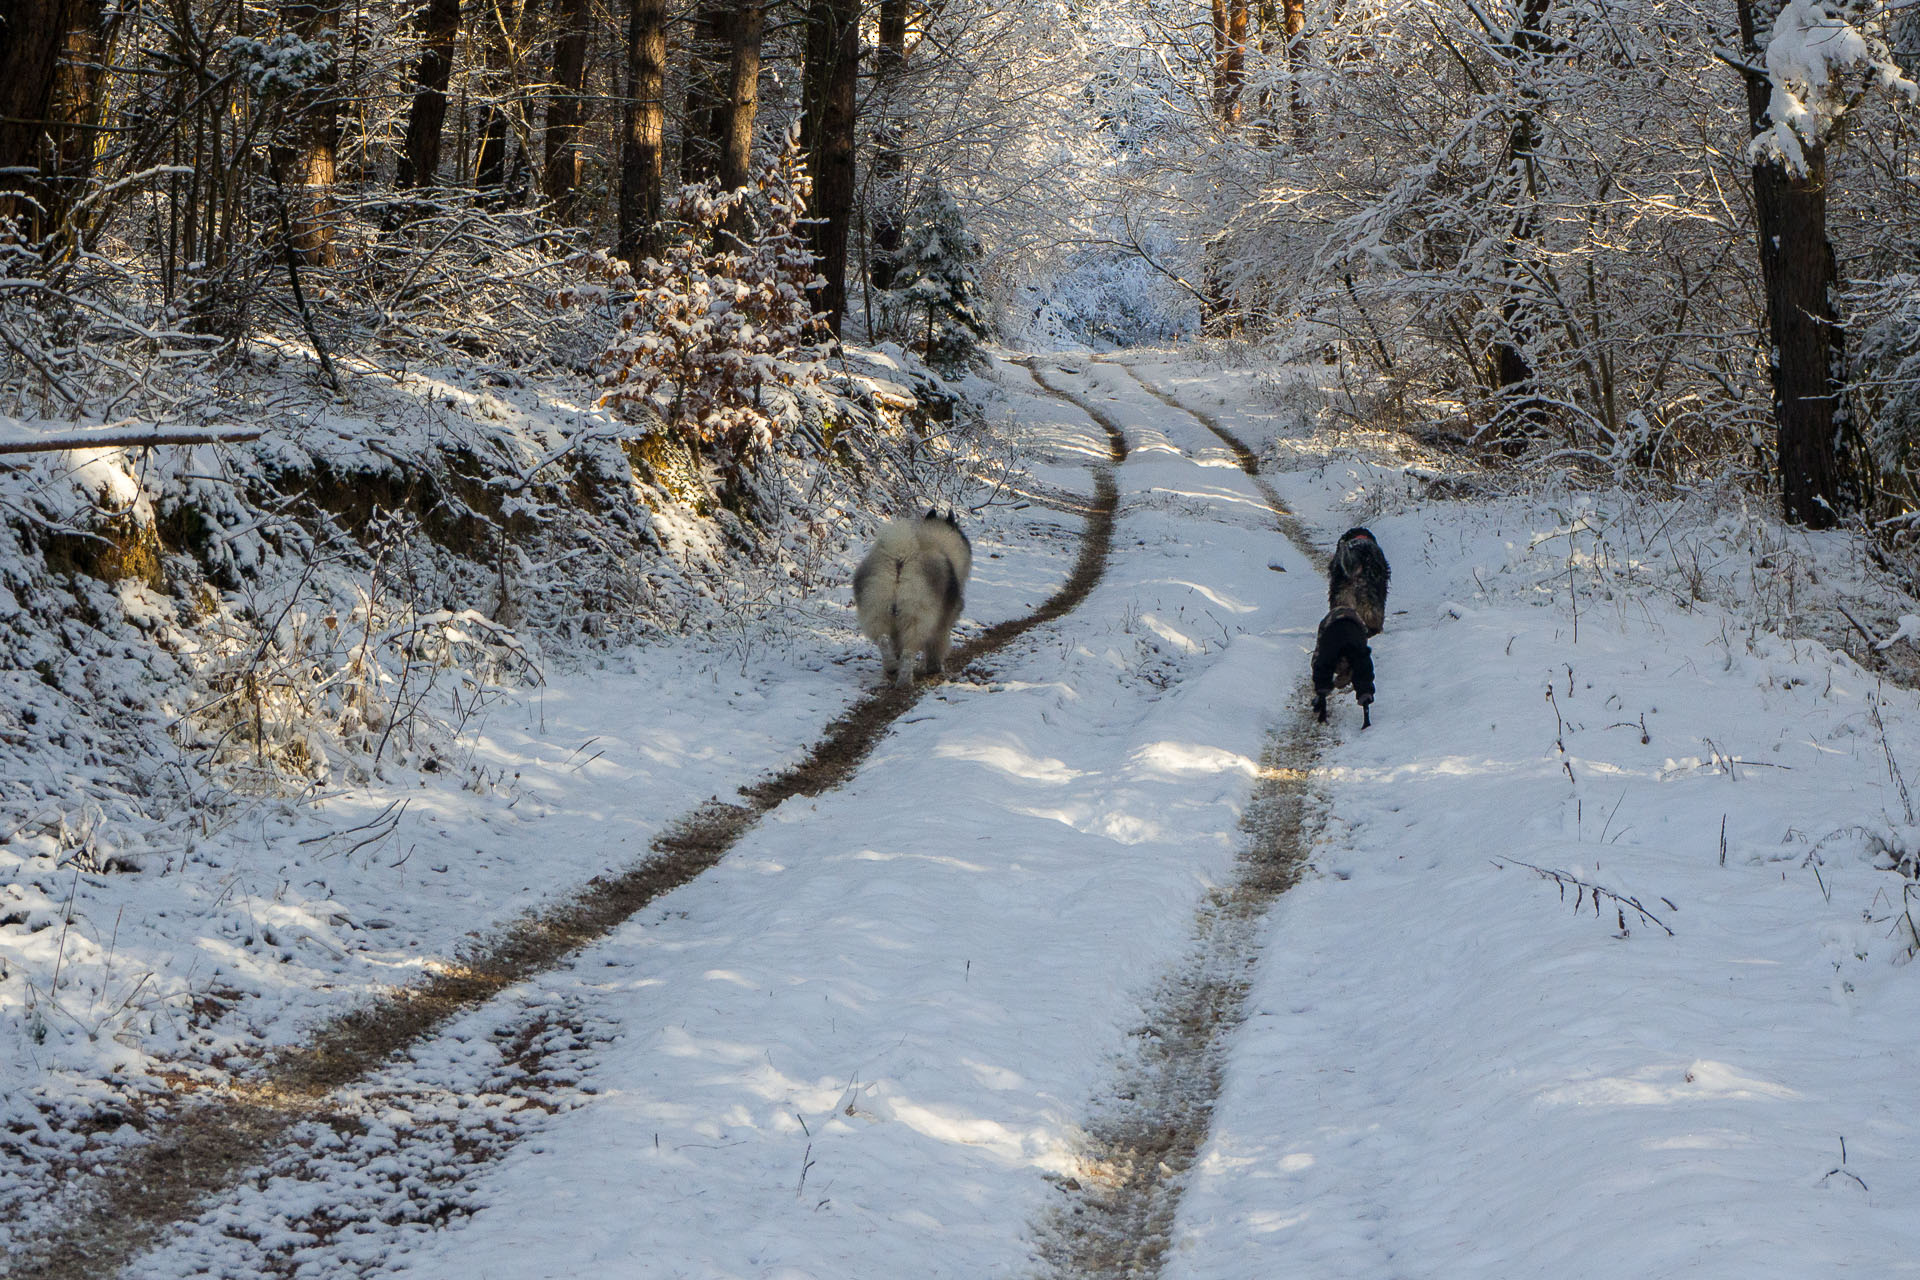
[1027,360,1332,1280]
[7,380,1129,1280]
[1101,356,1312,547]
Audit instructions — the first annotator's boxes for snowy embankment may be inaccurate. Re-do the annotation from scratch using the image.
[14,348,1920,1278]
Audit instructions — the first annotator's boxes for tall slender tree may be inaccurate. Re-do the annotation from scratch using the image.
[799,0,860,334]
[1490,0,1553,439]
[397,0,462,189]
[718,0,765,197]
[277,0,343,266]
[473,0,524,190]
[543,0,595,217]
[0,0,75,228]
[868,0,910,291]
[1734,0,1860,527]
[1219,0,1248,124]
[682,1,733,184]
[618,0,668,264]
[40,0,117,243]
[1279,0,1306,131]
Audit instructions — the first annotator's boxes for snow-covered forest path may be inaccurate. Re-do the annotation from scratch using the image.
[15,355,1330,1278]
[16,351,1920,1280]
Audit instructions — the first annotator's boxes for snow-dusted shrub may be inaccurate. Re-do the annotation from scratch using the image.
[184,508,540,792]
[593,128,825,484]
[1852,275,1920,513]
[0,233,221,425]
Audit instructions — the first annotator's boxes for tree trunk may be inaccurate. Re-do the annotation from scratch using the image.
[718,0,764,195]
[1201,242,1235,336]
[868,0,908,291]
[278,0,342,267]
[40,0,115,243]
[1210,0,1229,117]
[0,0,78,228]
[618,0,668,265]
[398,0,461,189]
[1753,149,1851,526]
[800,0,859,335]
[1207,0,1250,123]
[543,0,593,216]
[1222,0,1248,124]
[1737,0,1856,527]
[473,0,521,190]
[1280,0,1307,133]
[682,1,732,185]
[1490,0,1552,441]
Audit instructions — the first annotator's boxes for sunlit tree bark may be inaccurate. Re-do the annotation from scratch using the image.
[618,0,668,263]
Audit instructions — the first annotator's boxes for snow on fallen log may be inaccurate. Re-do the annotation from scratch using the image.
[0,423,263,456]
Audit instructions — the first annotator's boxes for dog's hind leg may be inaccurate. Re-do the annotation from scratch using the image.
[880,610,913,687]
[918,558,964,678]
[1350,640,1376,729]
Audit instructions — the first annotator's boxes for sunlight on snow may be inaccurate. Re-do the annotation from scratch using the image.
[1130,740,1256,780]
[840,849,993,873]
[1092,810,1173,844]
[1006,798,1172,845]
[1134,480,1272,519]
[871,1088,1076,1172]
[961,1058,1025,1090]
[1644,1133,1751,1151]
[1314,756,1508,786]
[932,739,1086,783]
[1156,579,1257,613]
[1138,613,1207,654]
[1540,1060,1799,1107]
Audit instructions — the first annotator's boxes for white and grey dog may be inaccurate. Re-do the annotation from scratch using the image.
[853,508,972,687]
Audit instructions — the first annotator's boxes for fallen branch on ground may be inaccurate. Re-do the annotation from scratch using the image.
[1492,856,1676,936]
[0,427,263,455]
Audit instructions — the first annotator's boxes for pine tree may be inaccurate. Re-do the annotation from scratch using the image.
[887,182,991,370]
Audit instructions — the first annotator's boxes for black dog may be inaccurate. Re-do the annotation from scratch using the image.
[1328,527,1390,636]
[1311,607,1376,728]
[1312,527,1388,727]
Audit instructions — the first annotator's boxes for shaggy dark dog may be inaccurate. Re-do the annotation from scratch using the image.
[1311,606,1376,728]
[1328,527,1390,636]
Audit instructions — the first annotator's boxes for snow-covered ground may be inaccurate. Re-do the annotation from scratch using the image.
[11,349,1920,1277]
[1126,351,1920,1278]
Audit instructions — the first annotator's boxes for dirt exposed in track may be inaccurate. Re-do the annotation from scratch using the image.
[7,395,1129,1280]
[1028,361,1332,1280]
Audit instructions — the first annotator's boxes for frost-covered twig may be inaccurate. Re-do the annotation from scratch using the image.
[1493,856,1676,936]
